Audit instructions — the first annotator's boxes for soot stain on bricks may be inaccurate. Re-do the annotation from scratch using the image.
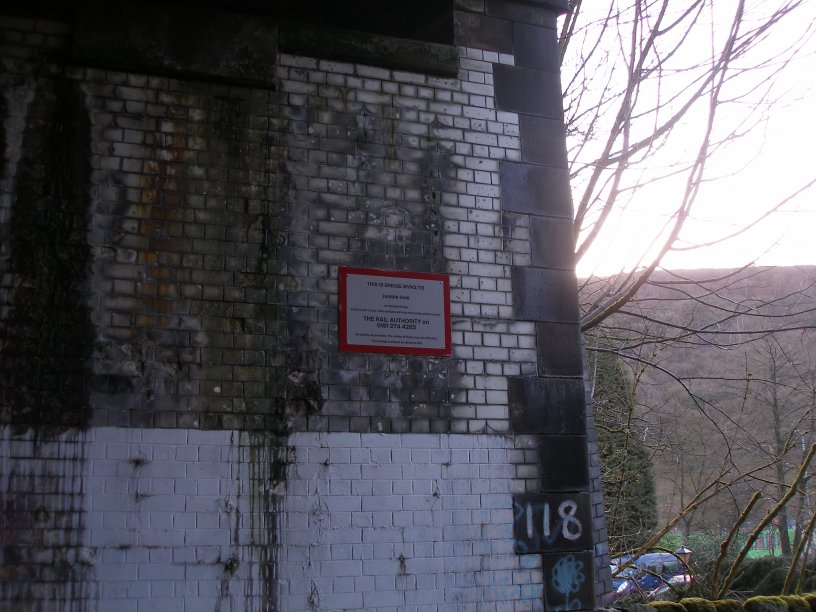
[237,432,292,611]
[0,430,94,610]
[0,70,94,610]
[199,86,311,610]
[390,143,460,432]
[300,97,459,433]
[1,77,94,434]
[286,98,463,433]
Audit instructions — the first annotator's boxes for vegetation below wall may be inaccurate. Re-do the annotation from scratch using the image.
[615,592,816,612]
[589,266,816,604]
[610,542,816,610]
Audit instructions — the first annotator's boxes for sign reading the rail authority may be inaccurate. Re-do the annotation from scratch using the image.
[339,267,451,356]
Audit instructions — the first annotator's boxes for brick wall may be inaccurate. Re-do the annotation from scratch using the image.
[279,432,543,610]
[75,46,534,436]
[0,2,608,609]
[0,428,544,611]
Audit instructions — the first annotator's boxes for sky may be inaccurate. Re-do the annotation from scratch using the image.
[569,1,816,278]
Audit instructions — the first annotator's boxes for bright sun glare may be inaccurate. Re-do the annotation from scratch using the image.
[571,2,816,279]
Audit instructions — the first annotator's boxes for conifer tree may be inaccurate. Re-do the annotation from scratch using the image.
[591,349,658,553]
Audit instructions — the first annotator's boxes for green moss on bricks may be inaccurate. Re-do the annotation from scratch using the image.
[679,598,718,612]
[651,602,686,611]
[712,599,745,612]
[782,595,811,612]
[744,596,789,612]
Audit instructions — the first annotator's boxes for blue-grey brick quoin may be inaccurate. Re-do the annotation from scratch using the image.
[512,21,562,71]
[486,0,608,606]
[530,216,576,269]
[500,161,573,218]
[538,435,590,491]
[494,63,564,118]
[519,114,569,167]
[454,11,514,53]
[508,376,585,435]
[511,266,579,323]
[536,322,584,378]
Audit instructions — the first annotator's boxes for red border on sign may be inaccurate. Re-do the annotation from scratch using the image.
[339,266,452,356]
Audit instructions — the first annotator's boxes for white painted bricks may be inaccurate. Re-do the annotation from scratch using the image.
[280,432,543,611]
[1,428,543,611]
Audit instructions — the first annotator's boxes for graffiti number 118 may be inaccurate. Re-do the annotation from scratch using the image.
[525,499,582,542]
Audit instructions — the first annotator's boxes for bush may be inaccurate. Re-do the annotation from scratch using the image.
[797,563,816,593]
[754,569,790,596]
[730,558,787,595]
[685,532,746,575]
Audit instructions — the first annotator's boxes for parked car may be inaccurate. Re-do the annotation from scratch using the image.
[602,562,633,606]
[612,552,689,601]
[648,573,693,601]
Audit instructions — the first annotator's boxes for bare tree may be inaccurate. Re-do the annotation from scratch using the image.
[560,0,816,331]
[740,335,816,558]
[559,1,816,598]
[591,267,816,598]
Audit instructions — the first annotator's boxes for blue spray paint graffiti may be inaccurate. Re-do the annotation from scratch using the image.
[513,494,595,608]
[550,554,585,610]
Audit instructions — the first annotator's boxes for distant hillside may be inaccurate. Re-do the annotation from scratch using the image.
[583,265,816,378]
[584,265,816,323]
[584,265,816,531]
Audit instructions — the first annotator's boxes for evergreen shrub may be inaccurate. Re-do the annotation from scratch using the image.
[730,557,786,595]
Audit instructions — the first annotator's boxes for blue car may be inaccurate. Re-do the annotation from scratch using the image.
[612,552,687,600]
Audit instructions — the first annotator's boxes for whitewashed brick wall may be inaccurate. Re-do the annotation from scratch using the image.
[279,432,542,611]
[1,427,544,611]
